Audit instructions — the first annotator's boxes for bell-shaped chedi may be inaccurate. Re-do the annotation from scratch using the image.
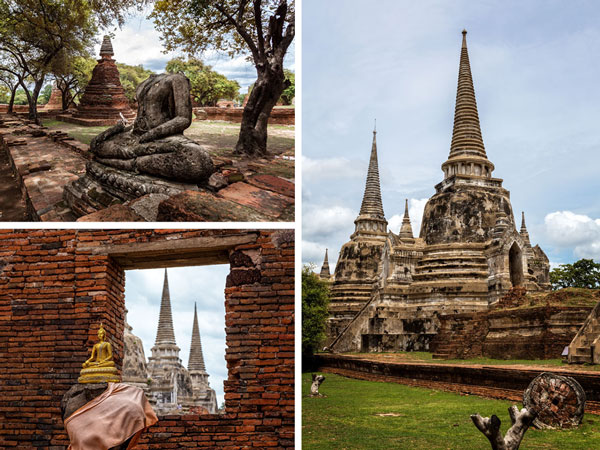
[72,36,135,125]
[42,81,70,111]
[326,126,389,343]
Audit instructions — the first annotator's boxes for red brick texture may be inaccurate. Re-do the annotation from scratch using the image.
[0,229,294,449]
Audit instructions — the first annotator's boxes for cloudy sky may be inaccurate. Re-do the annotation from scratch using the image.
[94,5,295,92]
[302,0,600,271]
[125,265,228,407]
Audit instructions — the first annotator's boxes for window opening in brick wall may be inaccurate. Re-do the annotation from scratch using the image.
[122,265,227,415]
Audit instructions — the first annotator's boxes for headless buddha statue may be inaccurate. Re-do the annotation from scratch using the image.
[78,324,120,384]
[89,72,214,182]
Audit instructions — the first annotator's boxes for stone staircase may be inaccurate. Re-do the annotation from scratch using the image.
[568,300,600,364]
[430,313,489,360]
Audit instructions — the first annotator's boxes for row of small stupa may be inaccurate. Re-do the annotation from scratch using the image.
[320,31,551,353]
[123,269,218,415]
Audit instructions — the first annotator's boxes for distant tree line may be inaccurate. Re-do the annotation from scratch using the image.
[550,258,600,290]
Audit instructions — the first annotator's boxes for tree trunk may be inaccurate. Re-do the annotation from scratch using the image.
[7,86,16,113]
[471,406,537,450]
[27,78,44,123]
[234,63,287,157]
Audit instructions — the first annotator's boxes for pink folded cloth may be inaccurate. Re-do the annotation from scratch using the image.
[65,383,158,450]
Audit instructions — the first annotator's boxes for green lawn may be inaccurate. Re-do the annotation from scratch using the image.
[42,119,109,145]
[42,118,295,180]
[302,372,600,449]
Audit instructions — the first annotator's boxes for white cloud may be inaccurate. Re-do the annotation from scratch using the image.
[302,155,366,183]
[303,204,356,240]
[544,211,600,260]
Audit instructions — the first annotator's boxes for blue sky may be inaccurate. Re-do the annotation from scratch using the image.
[302,0,600,271]
[95,6,295,92]
[125,266,229,408]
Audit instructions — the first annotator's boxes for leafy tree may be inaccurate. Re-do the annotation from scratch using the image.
[165,57,240,106]
[280,69,294,105]
[151,0,295,156]
[37,84,53,104]
[13,88,28,105]
[0,84,8,103]
[0,0,98,121]
[0,66,20,112]
[52,54,97,110]
[0,0,148,121]
[302,265,330,358]
[550,259,600,290]
[117,63,155,104]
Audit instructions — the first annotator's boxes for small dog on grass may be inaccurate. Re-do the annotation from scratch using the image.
[310,374,326,397]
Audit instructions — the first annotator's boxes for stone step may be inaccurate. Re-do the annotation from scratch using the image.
[570,354,592,364]
[574,346,592,356]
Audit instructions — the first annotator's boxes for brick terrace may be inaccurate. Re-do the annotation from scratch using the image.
[0,229,294,448]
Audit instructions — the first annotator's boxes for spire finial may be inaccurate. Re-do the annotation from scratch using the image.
[374,118,376,134]
[357,127,385,220]
[521,211,526,228]
[154,268,177,345]
[320,248,331,278]
[399,198,414,240]
[188,301,207,373]
[442,27,492,179]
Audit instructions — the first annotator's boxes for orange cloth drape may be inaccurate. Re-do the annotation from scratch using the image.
[64,383,158,450]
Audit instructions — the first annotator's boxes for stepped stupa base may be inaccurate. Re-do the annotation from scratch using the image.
[64,161,200,217]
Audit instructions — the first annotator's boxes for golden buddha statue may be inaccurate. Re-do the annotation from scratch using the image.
[78,324,120,384]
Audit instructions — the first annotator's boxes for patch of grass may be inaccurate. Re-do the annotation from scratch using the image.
[42,119,109,145]
[302,372,600,449]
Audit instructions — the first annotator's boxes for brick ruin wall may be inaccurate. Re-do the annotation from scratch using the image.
[0,229,294,449]
[194,107,295,125]
[429,306,592,360]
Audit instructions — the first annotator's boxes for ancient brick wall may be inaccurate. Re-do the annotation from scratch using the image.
[0,229,294,449]
[194,107,295,125]
[430,306,592,360]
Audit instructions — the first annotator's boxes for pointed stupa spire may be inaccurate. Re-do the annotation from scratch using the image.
[188,302,207,373]
[442,30,494,180]
[358,127,385,219]
[520,211,531,246]
[399,199,414,240]
[319,248,331,279]
[154,269,177,345]
[99,35,114,58]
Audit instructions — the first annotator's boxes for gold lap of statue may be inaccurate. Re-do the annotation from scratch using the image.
[78,324,120,384]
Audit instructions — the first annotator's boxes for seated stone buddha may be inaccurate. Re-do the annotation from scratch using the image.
[78,324,120,384]
[89,72,214,182]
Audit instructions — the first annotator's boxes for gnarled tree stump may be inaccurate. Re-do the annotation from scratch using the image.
[471,405,537,450]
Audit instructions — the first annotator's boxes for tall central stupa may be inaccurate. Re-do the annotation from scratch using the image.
[324,30,550,353]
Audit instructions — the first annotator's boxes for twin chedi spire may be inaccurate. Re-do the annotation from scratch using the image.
[353,126,388,237]
[188,303,207,374]
[442,30,494,180]
[155,269,177,346]
[520,211,531,247]
[359,129,386,219]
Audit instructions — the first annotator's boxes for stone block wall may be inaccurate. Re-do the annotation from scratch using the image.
[429,306,592,360]
[0,229,294,449]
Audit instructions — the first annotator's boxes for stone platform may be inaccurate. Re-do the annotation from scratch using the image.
[56,113,135,127]
[0,114,295,221]
[314,353,600,411]
[0,116,86,221]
